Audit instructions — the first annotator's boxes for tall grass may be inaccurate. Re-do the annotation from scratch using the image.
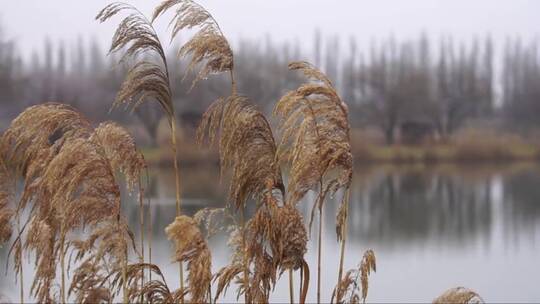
[0,1,487,304]
[273,61,353,303]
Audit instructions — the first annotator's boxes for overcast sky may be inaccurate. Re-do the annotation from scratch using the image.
[1,0,539,58]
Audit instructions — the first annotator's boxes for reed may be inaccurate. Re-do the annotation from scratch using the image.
[0,156,13,246]
[165,215,212,303]
[0,2,389,303]
[274,61,353,303]
[331,249,376,304]
[0,104,144,303]
[433,287,484,304]
[96,1,187,295]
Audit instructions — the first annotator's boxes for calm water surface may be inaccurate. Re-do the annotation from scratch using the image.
[1,163,539,303]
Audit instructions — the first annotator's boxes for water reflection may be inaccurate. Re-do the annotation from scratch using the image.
[2,163,540,302]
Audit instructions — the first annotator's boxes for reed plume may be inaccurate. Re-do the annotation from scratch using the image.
[41,136,128,303]
[331,249,376,304]
[1,103,93,303]
[1,103,91,212]
[1,104,142,303]
[165,215,212,303]
[91,122,145,191]
[198,94,309,303]
[97,2,189,294]
[198,95,283,208]
[433,287,484,304]
[152,0,234,90]
[115,263,183,303]
[274,61,352,212]
[68,259,112,304]
[0,156,13,245]
[90,121,147,297]
[274,61,353,303]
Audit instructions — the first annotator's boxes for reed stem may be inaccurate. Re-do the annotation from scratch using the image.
[17,215,23,304]
[240,207,250,304]
[289,269,294,304]
[60,226,66,304]
[300,260,309,304]
[139,183,145,303]
[337,189,350,284]
[122,247,128,304]
[171,115,185,303]
[147,195,153,283]
[317,204,323,304]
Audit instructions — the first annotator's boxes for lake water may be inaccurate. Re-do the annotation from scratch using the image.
[1,163,540,303]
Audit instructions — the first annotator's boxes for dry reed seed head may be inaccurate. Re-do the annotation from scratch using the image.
[114,61,173,117]
[335,187,351,242]
[193,207,227,238]
[0,104,95,302]
[276,204,308,270]
[213,226,252,302]
[213,263,243,302]
[199,95,283,208]
[24,216,57,302]
[220,95,283,209]
[1,104,93,216]
[331,249,376,304]
[91,122,146,192]
[41,138,121,231]
[165,215,212,303]
[97,3,165,59]
[152,0,234,88]
[331,270,356,304]
[2,104,140,303]
[97,3,174,117]
[68,259,112,304]
[274,61,353,206]
[196,97,226,146]
[165,215,202,259]
[1,103,92,174]
[0,156,13,245]
[433,287,485,304]
[360,249,376,303]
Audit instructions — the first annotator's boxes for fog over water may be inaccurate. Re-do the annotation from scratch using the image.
[1,0,539,58]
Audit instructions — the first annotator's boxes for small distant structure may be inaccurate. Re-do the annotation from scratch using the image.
[398,120,436,145]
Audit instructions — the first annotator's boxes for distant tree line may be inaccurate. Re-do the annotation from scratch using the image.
[1,26,539,145]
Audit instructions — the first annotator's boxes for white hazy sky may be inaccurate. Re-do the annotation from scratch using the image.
[1,0,539,58]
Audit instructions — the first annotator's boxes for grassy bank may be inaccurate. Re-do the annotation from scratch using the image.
[144,129,540,165]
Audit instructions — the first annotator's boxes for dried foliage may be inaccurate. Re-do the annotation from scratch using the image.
[274,61,352,206]
[213,228,245,301]
[96,2,173,118]
[198,95,283,209]
[433,287,485,304]
[166,215,212,303]
[197,93,310,303]
[193,207,227,238]
[1,103,91,212]
[332,249,376,304]
[24,216,56,302]
[0,104,94,302]
[1,104,141,303]
[68,260,112,304]
[275,61,353,303]
[274,204,308,271]
[153,0,234,88]
[0,156,13,245]
[91,122,145,191]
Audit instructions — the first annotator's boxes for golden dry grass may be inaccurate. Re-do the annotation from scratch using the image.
[433,287,484,304]
[166,215,212,303]
[0,1,492,304]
